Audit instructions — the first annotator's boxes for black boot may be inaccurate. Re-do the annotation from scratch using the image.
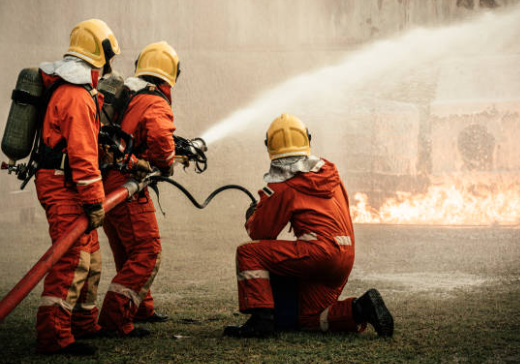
[134,311,169,323]
[352,289,394,337]
[224,309,275,338]
[41,342,97,356]
[125,327,151,337]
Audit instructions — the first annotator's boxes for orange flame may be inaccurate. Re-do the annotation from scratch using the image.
[351,175,520,225]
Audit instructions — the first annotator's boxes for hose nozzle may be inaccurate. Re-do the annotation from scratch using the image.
[191,138,207,153]
[173,135,208,173]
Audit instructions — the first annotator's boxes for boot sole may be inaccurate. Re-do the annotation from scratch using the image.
[366,289,394,337]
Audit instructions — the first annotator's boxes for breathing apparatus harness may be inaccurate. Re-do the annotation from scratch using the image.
[98,81,254,212]
[2,78,100,189]
[100,83,208,173]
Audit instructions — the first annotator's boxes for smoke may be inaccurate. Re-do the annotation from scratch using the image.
[200,5,520,146]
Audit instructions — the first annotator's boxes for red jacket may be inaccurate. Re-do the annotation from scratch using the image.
[36,70,104,206]
[246,159,355,245]
[121,85,176,170]
[103,84,176,192]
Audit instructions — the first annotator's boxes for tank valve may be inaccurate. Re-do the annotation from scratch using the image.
[1,160,27,176]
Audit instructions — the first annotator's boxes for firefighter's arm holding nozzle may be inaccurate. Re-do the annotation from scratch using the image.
[139,96,176,177]
[130,152,173,180]
[245,201,257,221]
[100,142,172,181]
[245,185,291,240]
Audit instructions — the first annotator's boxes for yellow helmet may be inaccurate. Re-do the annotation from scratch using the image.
[135,41,180,87]
[65,19,120,68]
[265,113,311,160]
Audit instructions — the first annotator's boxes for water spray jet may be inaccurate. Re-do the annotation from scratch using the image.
[200,5,520,226]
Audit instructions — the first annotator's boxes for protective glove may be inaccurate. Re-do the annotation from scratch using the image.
[132,159,153,180]
[83,203,105,232]
[100,144,121,163]
[159,163,174,177]
[245,201,258,221]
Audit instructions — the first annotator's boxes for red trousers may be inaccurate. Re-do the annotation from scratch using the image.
[35,194,102,353]
[98,182,162,334]
[236,238,365,332]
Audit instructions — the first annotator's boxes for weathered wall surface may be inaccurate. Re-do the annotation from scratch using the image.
[0,0,518,223]
[1,0,516,133]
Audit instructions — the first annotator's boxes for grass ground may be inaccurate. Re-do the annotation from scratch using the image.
[0,220,519,364]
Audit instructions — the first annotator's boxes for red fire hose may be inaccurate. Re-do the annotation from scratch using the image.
[0,176,154,323]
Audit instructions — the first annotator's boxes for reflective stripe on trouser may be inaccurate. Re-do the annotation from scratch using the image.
[299,297,366,333]
[100,211,157,320]
[98,252,162,334]
[36,201,101,353]
[236,239,355,330]
[99,192,162,334]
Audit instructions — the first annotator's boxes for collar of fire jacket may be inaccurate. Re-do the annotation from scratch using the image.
[263,155,325,183]
[125,77,172,104]
[39,56,94,85]
[124,76,149,92]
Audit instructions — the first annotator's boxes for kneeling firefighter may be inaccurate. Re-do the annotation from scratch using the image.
[30,20,119,355]
[98,41,180,337]
[224,114,394,338]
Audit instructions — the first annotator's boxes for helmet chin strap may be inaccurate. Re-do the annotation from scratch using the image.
[102,62,112,77]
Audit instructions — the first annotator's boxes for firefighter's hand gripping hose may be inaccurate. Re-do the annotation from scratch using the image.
[0,172,160,323]
[152,175,256,209]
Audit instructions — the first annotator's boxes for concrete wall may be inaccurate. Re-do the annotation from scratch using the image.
[1,0,516,133]
[0,0,518,222]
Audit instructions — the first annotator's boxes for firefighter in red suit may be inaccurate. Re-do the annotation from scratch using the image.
[34,19,120,355]
[224,114,394,338]
[98,41,179,337]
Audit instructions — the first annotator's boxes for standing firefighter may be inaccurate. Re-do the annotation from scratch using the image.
[34,19,119,355]
[98,41,179,337]
[224,114,394,338]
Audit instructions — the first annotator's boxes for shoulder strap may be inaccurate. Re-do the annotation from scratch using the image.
[114,84,169,125]
[82,83,100,124]
[19,80,99,189]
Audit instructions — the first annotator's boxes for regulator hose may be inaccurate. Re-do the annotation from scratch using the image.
[153,175,256,209]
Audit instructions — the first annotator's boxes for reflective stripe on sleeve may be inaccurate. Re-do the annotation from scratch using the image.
[298,232,318,241]
[237,270,270,281]
[238,240,260,247]
[320,306,331,332]
[335,236,352,246]
[107,282,142,306]
[77,176,102,186]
